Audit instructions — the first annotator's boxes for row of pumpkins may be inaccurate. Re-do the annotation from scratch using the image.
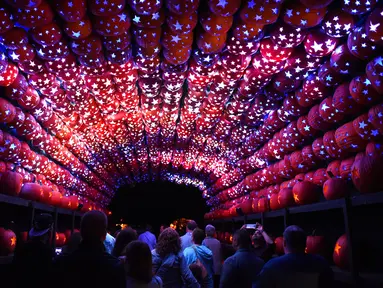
[205,141,383,219]
[216,230,349,270]
[0,227,79,256]
[0,168,106,213]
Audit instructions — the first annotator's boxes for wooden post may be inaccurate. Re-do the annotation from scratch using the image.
[244,214,247,225]
[283,208,289,230]
[71,211,75,234]
[52,208,58,250]
[261,212,265,226]
[29,202,35,230]
[342,197,359,287]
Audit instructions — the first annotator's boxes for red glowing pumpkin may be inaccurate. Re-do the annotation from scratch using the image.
[323,178,348,200]
[333,234,349,269]
[292,181,322,205]
[0,170,23,196]
[278,188,295,208]
[274,237,284,256]
[0,227,17,256]
[351,154,383,194]
[306,235,327,258]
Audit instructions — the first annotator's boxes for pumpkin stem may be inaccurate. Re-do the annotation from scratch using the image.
[312,229,316,236]
[327,171,335,178]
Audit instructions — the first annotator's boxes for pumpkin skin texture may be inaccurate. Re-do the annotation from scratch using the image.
[0,228,17,256]
[351,155,383,193]
[333,234,349,269]
[269,193,281,210]
[240,198,253,214]
[278,188,295,208]
[274,237,284,255]
[306,236,327,258]
[252,198,259,213]
[292,181,322,205]
[0,171,23,196]
[19,183,44,201]
[323,178,348,200]
[258,197,269,212]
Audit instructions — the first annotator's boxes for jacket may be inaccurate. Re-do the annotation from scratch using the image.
[53,241,125,288]
[202,237,222,275]
[220,248,264,288]
[152,250,200,288]
[183,245,214,288]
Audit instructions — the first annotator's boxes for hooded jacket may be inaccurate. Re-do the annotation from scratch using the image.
[183,245,214,288]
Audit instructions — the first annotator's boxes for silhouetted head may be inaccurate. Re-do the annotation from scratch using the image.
[283,225,307,254]
[192,228,205,245]
[156,227,181,258]
[125,241,153,284]
[186,220,197,232]
[232,229,251,250]
[80,210,107,243]
[205,224,216,238]
[112,227,138,257]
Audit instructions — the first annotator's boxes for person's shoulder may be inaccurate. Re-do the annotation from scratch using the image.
[262,254,288,269]
[184,246,193,253]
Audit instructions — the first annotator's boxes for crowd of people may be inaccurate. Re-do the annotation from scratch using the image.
[9,211,334,288]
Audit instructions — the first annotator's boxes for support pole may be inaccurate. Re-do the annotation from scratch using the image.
[52,208,58,250]
[342,197,359,287]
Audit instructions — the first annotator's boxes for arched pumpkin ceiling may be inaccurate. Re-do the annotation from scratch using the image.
[0,0,382,214]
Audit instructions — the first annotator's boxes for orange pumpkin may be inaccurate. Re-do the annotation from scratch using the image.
[274,237,284,255]
[19,182,44,201]
[50,191,62,207]
[323,178,348,200]
[269,193,281,210]
[257,197,269,212]
[306,235,327,257]
[278,188,295,208]
[326,160,341,178]
[0,228,17,256]
[252,197,259,213]
[55,232,67,247]
[333,234,349,269]
[292,181,321,205]
[240,198,253,215]
[0,170,23,196]
[351,154,383,194]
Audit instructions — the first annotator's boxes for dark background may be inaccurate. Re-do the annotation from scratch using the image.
[108,181,209,233]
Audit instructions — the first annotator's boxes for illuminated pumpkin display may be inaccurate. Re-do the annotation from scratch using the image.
[0,0,380,221]
[274,237,284,256]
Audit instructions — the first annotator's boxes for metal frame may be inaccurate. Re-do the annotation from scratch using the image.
[205,192,383,286]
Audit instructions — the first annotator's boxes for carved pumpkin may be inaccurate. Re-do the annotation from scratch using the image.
[306,235,327,258]
[55,232,67,247]
[323,178,348,200]
[252,197,259,213]
[240,198,253,215]
[257,197,269,212]
[292,181,322,205]
[351,154,383,193]
[0,227,16,256]
[269,193,281,210]
[278,188,295,208]
[0,170,23,196]
[333,234,349,269]
[19,182,44,202]
[274,237,284,255]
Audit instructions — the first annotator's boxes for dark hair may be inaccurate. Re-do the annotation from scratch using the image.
[62,232,82,255]
[112,228,138,257]
[189,263,203,285]
[80,211,107,242]
[155,228,181,258]
[283,225,306,252]
[192,228,205,245]
[187,220,197,231]
[234,229,252,248]
[125,241,152,283]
